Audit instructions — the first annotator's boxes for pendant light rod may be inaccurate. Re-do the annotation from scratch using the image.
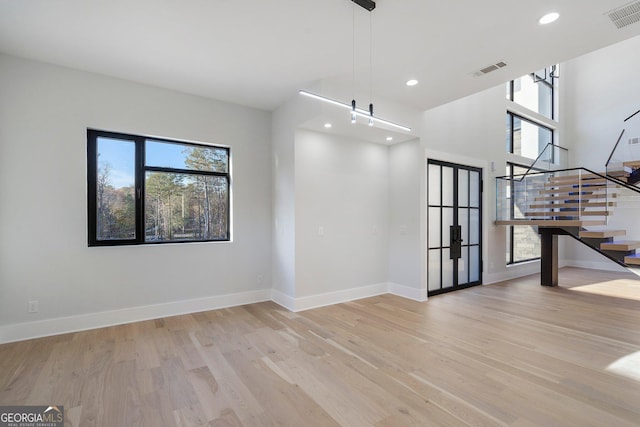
[297,0,412,134]
[299,90,411,132]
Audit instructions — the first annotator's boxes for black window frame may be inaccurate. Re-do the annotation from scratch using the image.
[87,129,231,247]
[507,66,556,120]
[506,111,555,159]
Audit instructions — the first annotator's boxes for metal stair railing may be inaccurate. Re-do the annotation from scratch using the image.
[517,143,569,182]
[605,108,640,186]
[496,167,640,223]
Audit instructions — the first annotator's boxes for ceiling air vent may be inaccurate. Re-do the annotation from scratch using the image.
[607,1,640,29]
[473,61,507,77]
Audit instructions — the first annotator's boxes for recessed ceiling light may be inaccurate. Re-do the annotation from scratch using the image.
[539,12,559,25]
[324,123,332,128]
[386,136,393,141]
[406,79,419,87]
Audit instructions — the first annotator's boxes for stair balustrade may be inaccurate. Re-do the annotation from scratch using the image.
[606,109,640,185]
[496,166,640,281]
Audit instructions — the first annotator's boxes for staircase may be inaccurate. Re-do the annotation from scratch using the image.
[496,166,640,277]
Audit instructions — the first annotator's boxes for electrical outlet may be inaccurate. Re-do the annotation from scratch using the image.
[28,300,39,313]
[257,274,263,285]
[318,226,325,237]
[629,137,640,145]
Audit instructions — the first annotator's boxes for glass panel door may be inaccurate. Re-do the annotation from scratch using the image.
[427,160,482,296]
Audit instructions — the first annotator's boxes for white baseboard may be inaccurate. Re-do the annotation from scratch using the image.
[388,282,428,302]
[562,259,628,273]
[274,282,427,312]
[0,289,271,344]
[483,261,540,285]
[14,265,602,343]
[271,289,296,311]
[291,283,389,312]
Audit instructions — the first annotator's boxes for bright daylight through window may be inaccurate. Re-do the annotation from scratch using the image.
[505,65,558,265]
[505,163,544,264]
[87,130,230,246]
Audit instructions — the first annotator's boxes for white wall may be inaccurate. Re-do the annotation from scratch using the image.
[561,35,640,271]
[271,98,300,305]
[0,54,273,342]
[293,130,390,308]
[388,139,423,295]
[9,38,637,343]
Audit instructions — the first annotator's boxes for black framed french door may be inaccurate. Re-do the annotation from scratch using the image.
[427,160,483,296]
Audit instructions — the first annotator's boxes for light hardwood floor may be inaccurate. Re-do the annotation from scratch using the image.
[2,267,640,426]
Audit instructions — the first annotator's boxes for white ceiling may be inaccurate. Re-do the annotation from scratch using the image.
[1,0,639,115]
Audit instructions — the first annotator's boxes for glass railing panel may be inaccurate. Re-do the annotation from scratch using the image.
[496,168,627,224]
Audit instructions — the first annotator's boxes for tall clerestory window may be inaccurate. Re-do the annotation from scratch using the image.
[507,67,556,120]
[505,65,559,265]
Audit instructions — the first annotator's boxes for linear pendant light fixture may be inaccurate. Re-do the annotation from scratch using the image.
[299,90,411,132]
[298,0,411,133]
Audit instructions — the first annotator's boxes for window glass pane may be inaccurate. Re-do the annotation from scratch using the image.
[459,208,469,245]
[511,165,529,219]
[506,114,512,153]
[458,169,469,207]
[442,208,453,247]
[442,167,454,206]
[469,209,479,245]
[469,171,480,208]
[442,249,453,288]
[145,172,228,242]
[510,115,552,159]
[506,228,512,264]
[428,164,441,205]
[512,226,540,263]
[513,75,536,112]
[507,163,542,265]
[96,137,136,240]
[470,246,480,282]
[428,208,441,248]
[458,246,469,286]
[538,83,552,119]
[512,74,553,119]
[428,250,441,291]
[146,140,228,173]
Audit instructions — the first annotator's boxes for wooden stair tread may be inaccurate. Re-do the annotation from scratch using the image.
[537,187,610,194]
[607,170,630,177]
[529,202,616,209]
[624,254,640,265]
[534,193,616,201]
[495,220,607,226]
[548,174,602,182]
[611,177,628,183]
[608,168,630,175]
[524,211,610,217]
[579,230,626,238]
[544,179,607,189]
[547,172,628,182]
[606,171,630,182]
[600,240,640,251]
[623,160,640,168]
